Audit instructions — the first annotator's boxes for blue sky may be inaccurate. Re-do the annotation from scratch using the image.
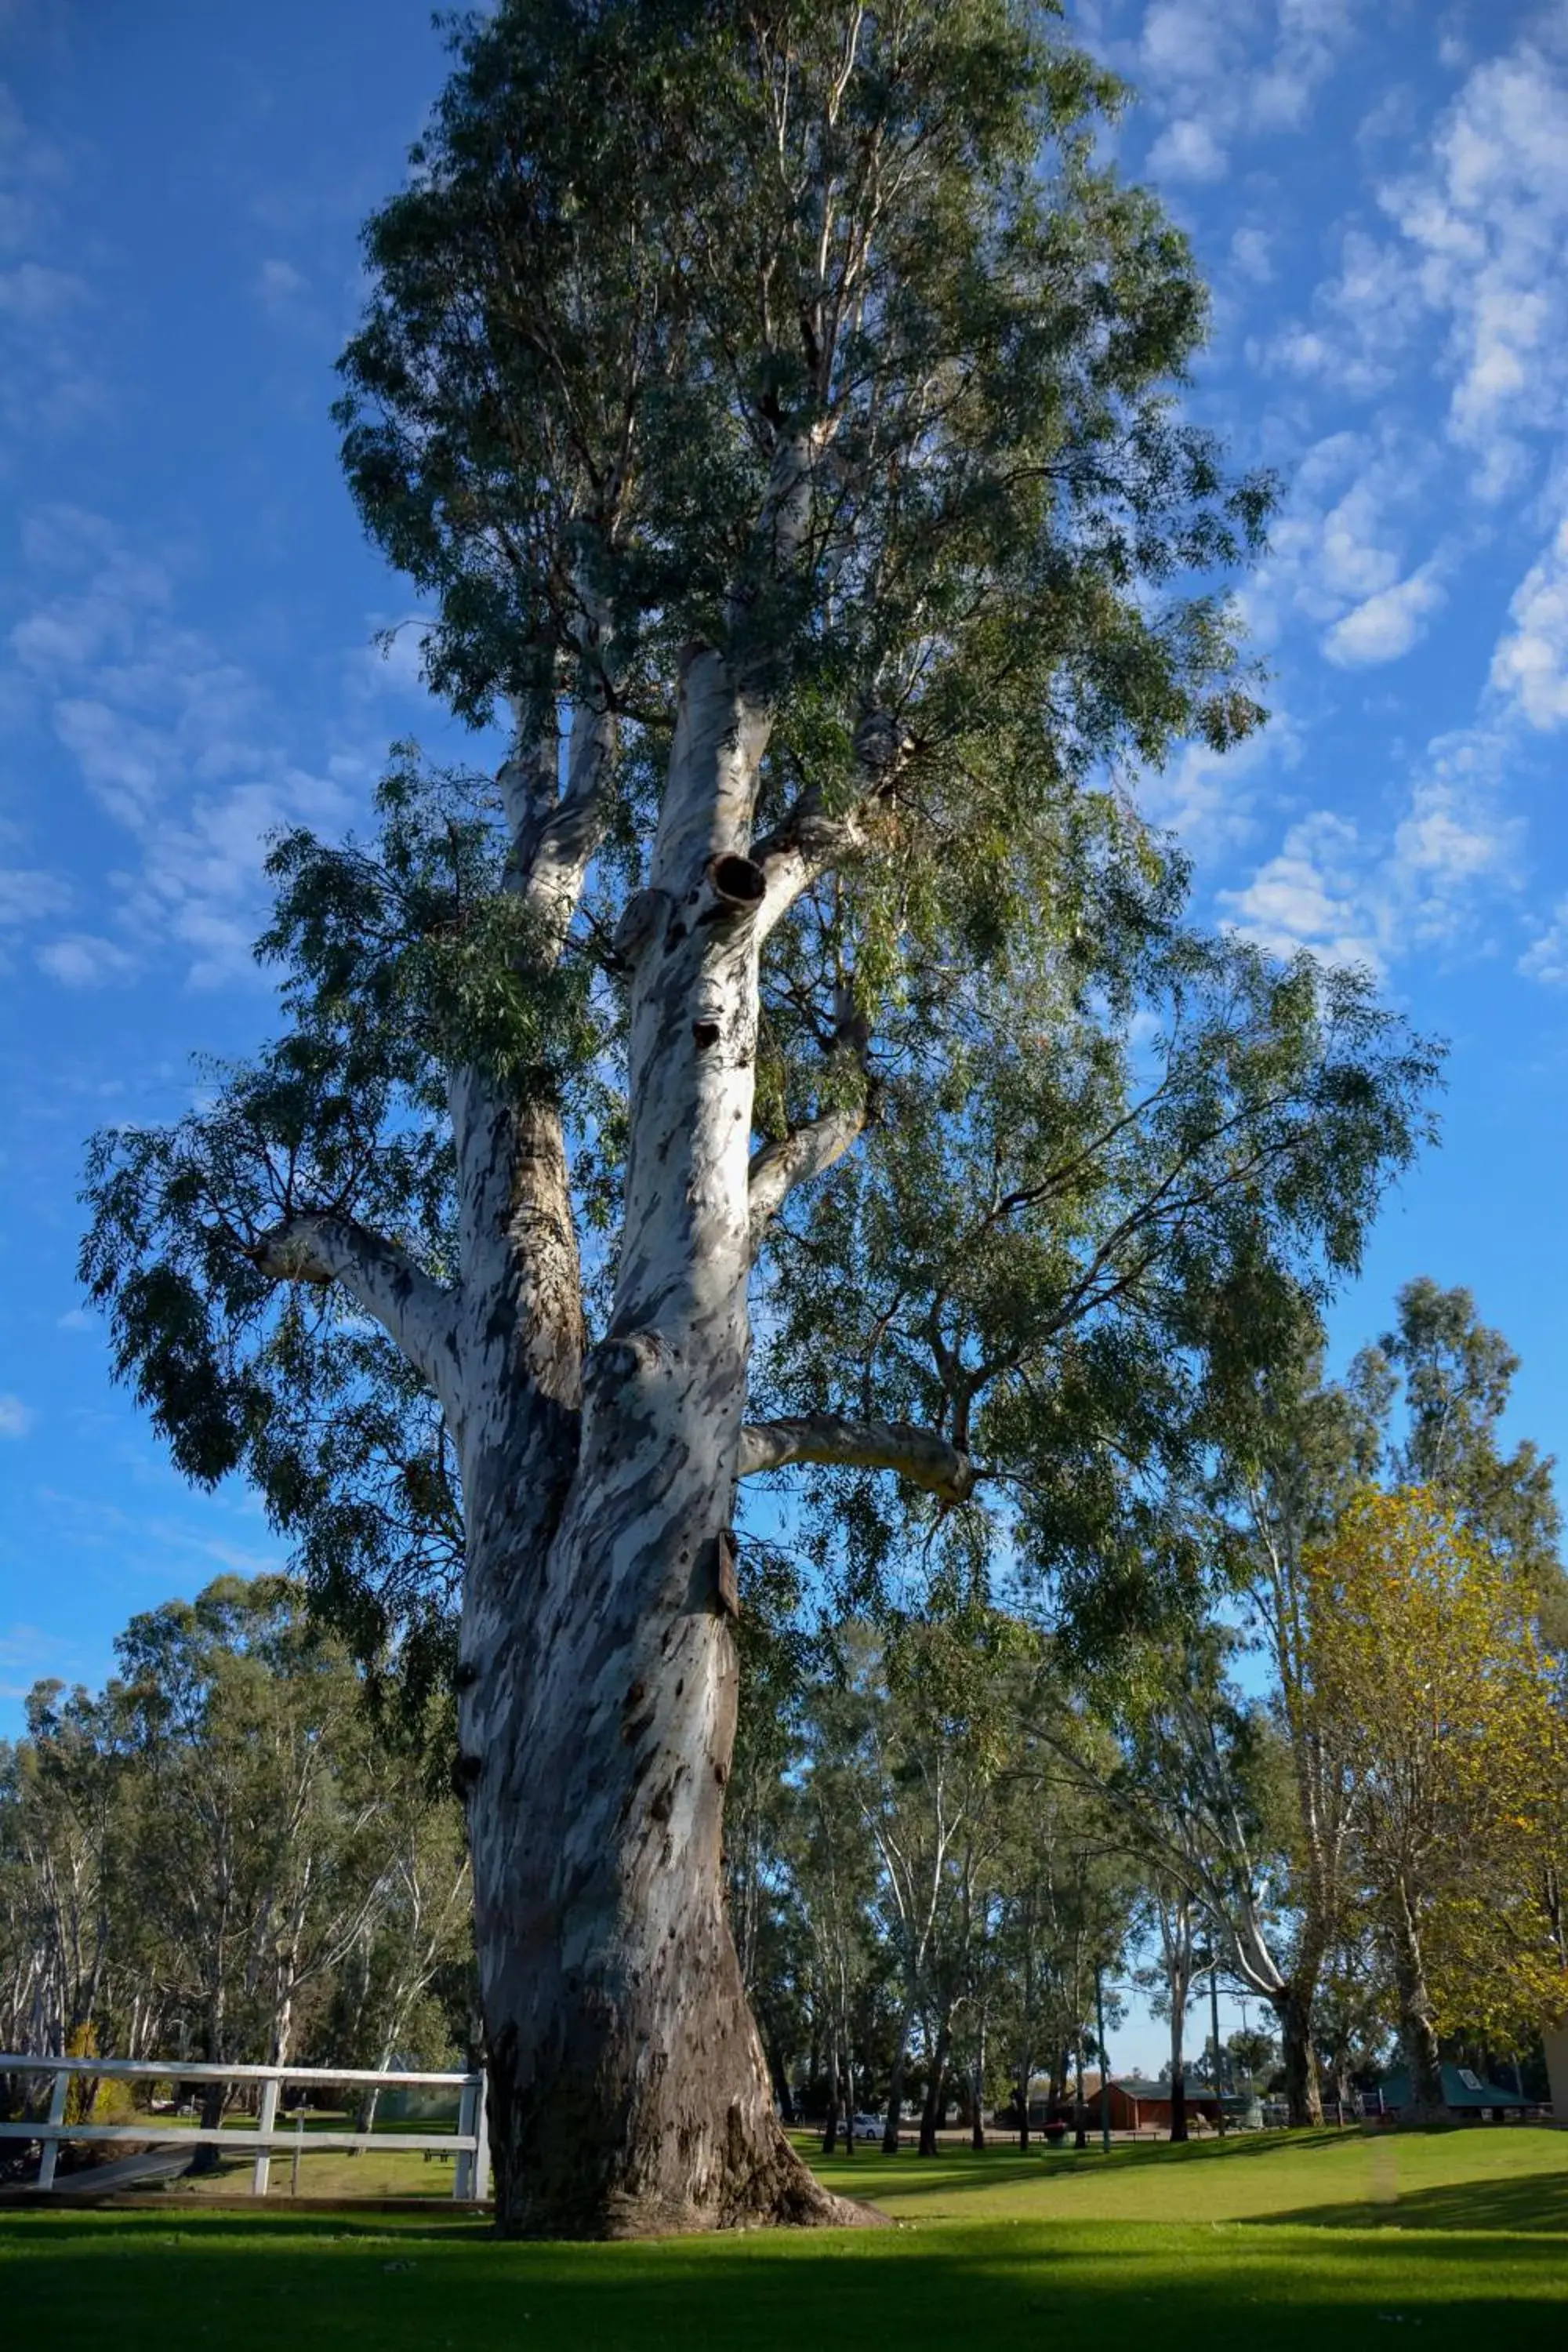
[1,2,1566,2065]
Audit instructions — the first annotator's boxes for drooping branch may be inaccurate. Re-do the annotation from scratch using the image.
[737,1411,976,1502]
[249,1214,463,1419]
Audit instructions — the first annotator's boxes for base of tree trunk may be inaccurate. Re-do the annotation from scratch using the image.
[489,2109,884,2241]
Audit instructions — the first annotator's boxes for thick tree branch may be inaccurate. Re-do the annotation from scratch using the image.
[753,717,913,938]
[249,1214,463,1417]
[747,1102,866,1255]
[515,695,616,953]
[748,985,874,1253]
[737,1411,976,1502]
[753,798,864,938]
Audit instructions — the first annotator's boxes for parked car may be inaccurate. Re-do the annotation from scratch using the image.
[851,2113,884,2141]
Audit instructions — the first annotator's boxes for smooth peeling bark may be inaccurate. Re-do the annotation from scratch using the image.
[459,1322,862,2234]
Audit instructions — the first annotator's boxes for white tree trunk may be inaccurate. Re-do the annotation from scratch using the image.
[449,655,858,2235]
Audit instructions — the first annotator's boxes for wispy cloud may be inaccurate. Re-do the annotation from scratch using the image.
[1490,509,1568,729]
[1221,722,1522,975]
[0,80,103,445]
[0,1392,36,1438]
[1243,426,1447,666]
[1267,22,1568,492]
[6,506,361,987]
[0,864,71,928]
[1131,0,1363,183]
[1519,894,1568,986]
[36,931,137,987]
[1323,562,1446,667]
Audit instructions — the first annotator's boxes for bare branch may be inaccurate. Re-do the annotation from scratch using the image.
[737,1411,976,1502]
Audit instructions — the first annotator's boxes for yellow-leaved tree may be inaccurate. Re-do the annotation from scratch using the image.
[1304,1487,1566,2119]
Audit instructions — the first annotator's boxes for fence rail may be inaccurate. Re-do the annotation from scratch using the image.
[0,2053,489,2201]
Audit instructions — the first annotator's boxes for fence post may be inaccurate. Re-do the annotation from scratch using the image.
[37,2066,70,2193]
[454,2077,477,2201]
[252,2076,280,2198]
[292,2112,304,2198]
[473,2071,491,2206]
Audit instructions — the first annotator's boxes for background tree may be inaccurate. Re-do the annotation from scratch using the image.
[1351,1280,1565,1635]
[0,1577,466,2165]
[1304,1488,1566,2119]
[1208,1276,1564,2123]
[77,0,1435,2234]
[1137,1878,1200,2140]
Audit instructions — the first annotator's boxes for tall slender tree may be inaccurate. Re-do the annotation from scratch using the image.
[79,2,1432,2234]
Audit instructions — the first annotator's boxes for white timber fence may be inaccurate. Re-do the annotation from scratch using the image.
[0,2054,490,2201]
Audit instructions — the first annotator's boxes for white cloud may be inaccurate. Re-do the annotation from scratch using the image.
[1254,229,1426,397]
[1148,118,1228,183]
[1389,728,1522,918]
[0,865,70,926]
[1134,0,1361,185]
[1323,564,1446,666]
[1138,709,1300,857]
[1243,428,1444,655]
[1221,724,1520,974]
[37,931,138,987]
[1229,227,1274,284]
[0,84,101,442]
[1220,811,1384,971]
[256,256,307,306]
[1490,511,1568,728]
[0,257,85,320]
[252,256,330,338]
[0,1393,36,1439]
[1519,895,1568,985]
[56,1307,93,1331]
[1374,33,1568,483]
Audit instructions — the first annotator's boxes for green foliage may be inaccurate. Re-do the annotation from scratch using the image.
[337,0,1269,739]
[756,926,1439,1654]
[1351,1277,1564,1622]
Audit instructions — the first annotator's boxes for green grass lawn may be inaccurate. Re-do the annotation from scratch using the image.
[3,2126,1566,2351]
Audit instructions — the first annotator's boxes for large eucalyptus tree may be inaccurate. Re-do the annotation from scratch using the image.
[81,1,1434,2234]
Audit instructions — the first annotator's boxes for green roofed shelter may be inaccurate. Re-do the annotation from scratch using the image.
[1376,2063,1533,2120]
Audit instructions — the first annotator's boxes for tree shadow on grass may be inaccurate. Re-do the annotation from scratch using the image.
[1254,2170,1568,2237]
